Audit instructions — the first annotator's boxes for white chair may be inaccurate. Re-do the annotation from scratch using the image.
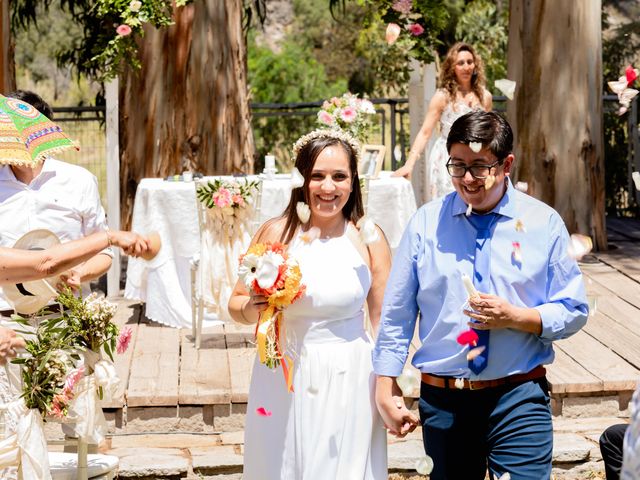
[191,177,263,348]
[49,451,118,480]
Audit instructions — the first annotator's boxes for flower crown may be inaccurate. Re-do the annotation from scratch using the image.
[292,128,362,162]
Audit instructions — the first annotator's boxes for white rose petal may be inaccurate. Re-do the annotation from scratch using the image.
[567,234,593,261]
[465,203,472,217]
[290,167,305,189]
[396,369,420,397]
[356,217,379,244]
[632,171,640,191]
[484,174,496,190]
[300,226,321,244]
[494,79,516,100]
[129,0,142,12]
[498,474,511,480]
[415,456,434,475]
[256,251,284,289]
[454,378,465,389]
[469,142,482,153]
[296,202,311,223]
[515,181,528,192]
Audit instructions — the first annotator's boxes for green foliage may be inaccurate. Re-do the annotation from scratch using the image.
[454,0,507,88]
[248,37,347,169]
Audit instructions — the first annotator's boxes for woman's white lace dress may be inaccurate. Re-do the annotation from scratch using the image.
[242,224,387,479]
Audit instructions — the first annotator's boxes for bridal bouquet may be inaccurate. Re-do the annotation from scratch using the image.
[196,178,260,238]
[316,92,376,143]
[238,242,305,391]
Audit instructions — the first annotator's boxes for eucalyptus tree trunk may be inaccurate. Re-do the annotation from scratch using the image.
[119,0,254,228]
[0,0,16,92]
[507,0,607,250]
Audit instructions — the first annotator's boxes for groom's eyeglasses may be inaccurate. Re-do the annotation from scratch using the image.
[446,159,501,179]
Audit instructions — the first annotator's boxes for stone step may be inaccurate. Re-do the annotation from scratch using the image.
[52,417,618,479]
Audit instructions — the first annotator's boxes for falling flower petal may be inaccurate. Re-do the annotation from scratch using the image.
[256,407,272,417]
[619,106,629,116]
[466,345,486,361]
[515,181,528,192]
[457,329,479,347]
[484,174,496,190]
[117,326,133,354]
[498,473,511,480]
[494,79,516,100]
[385,23,401,45]
[469,142,482,153]
[515,219,526,233]
[415,456,434,475]
[567,234,593,261]
[608,77,628,95]
[512,241,522,263]
[588,296,598,317]
[454,378,465,389]
[466,203,473,217]
[461,273,479,300]
[290,167,305,188]
[633,172,640,191]
[296,201,311,223]
[396,369,420,397]
[300,226,321,244]
[625,65,638,85]
[357,216,380,244]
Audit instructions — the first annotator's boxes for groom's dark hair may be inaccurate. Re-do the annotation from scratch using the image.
[447,111,513,163]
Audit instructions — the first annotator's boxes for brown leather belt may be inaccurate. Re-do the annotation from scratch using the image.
[421,365,546,391]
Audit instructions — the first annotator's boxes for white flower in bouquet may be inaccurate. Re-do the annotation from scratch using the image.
[256,251,285,289]
[238,254,260,289]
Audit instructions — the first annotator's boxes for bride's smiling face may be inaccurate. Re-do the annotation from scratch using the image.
[307,145,352,219]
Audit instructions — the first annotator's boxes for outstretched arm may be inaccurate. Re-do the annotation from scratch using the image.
[393,90,448,179]
[0,230,150,285]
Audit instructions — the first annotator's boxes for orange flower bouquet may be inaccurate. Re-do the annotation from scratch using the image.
[238,242,305,391]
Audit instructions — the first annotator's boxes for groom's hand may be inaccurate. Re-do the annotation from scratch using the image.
[375,376,419,438]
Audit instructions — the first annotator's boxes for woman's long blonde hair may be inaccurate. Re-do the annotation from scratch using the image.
[439,42,487,104]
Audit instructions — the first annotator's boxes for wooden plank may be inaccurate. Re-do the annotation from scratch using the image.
[225,323,255,403]
[102,300,142,408]
[127,322,180,406]
[607,217,640,241]
[594,295,640,334]
[556,329,639,392]
[546,345,601,394]
[179,326,231,404]
[582,262,640,310]
[595,244,640,282]
[583,310,640,372]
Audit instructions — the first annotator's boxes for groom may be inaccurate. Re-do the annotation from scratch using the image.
[373,111,588,479]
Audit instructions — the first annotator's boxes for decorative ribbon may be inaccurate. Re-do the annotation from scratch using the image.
[256,306,294,392]
[0,399,51,479]
[67,375,108,444]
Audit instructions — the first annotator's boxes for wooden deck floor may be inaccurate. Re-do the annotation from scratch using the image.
[108,217,640,411]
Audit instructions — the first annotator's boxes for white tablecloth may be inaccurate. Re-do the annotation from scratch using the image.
[125,172,416,328]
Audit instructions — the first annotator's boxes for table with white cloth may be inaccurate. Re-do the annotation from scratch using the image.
[124,172,417,328]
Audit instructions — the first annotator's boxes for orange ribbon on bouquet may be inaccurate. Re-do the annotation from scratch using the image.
[256,306,294,392]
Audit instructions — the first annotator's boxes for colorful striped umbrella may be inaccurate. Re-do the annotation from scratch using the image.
[0,94,79,167]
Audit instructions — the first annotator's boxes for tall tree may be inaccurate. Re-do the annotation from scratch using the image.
[507,0,607,249]
[1,0,16,92]
[119,0,254,227]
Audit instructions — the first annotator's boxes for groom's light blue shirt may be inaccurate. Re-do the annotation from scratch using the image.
[373,180,588,380]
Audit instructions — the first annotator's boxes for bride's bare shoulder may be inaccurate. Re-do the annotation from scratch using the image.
[253,217,288,244]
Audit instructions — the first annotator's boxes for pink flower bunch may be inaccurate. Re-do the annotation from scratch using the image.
[50,366,85,418]
[316,93,376,142]
[117,327,133,354]
[407,23,424,36]
[212,187,232,208]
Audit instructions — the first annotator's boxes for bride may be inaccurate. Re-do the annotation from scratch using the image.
[228,129,390,479]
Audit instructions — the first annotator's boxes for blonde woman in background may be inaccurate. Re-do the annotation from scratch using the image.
[393,42,492,199]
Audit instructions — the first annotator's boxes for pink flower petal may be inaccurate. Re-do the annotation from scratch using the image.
[117,326,133,354]
[466,345,486,361]
[256,407,272,417]
[625,65,638,85]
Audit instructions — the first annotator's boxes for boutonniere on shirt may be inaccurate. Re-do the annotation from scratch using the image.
[512,241,522,263]
[515,219,526,233]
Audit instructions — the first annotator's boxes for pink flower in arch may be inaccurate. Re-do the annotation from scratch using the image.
[386,23,402,45]
[117,327,133,354]
[392,0,412,15]
[317,110,335,126]
[340,107,357,123]
[407,23,424,36]
[116,24,133,36]
[232,194,245,207]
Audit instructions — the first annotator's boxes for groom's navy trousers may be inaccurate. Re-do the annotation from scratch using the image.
[419,376,553,480]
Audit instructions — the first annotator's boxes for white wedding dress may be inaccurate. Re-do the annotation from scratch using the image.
[428,98,482,199]
[242,224,387,480]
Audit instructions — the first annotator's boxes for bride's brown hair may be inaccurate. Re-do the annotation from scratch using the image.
[439,42,487,104]
[281,136,364,243]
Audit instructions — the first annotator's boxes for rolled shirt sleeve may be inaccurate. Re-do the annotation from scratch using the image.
[80,173,113,258]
